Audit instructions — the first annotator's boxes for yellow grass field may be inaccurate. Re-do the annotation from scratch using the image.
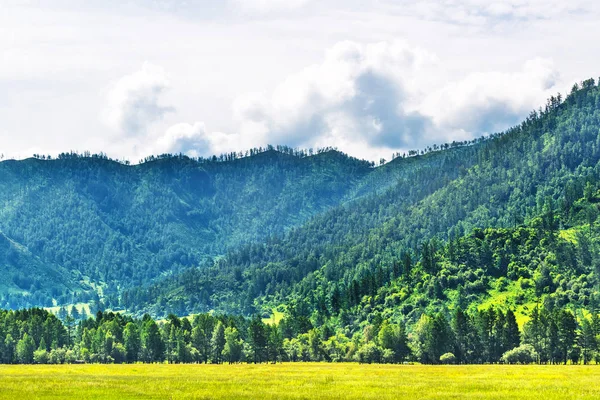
[0,363,599,399]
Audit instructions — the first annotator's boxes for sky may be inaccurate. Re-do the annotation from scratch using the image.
[1,0,600,162]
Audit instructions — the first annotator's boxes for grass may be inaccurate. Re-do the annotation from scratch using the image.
[477,279,536,328]
[262,309,285,325]
[1,363,599,399]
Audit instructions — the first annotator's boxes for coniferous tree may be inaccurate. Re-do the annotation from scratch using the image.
[192,314,214,364]
[579,317,597,364]
[557,309,577,364]
[504,310,520,352]
[451,308,470,364]
[141,319,163,362]
[4,334,15,364]
[267,325,284,363]
[523,305,544,363]
[123,322,141,363]
[248,316,267,363]
[211,322,226,364]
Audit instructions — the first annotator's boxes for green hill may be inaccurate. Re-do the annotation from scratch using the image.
[0,147,376,308]
[3,78,600,346]
[121,79,600,331]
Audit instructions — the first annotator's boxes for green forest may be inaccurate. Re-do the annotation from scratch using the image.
[2,78,600,364]
[0,302,595,364]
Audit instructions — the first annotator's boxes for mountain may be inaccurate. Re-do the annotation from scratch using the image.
[120,78,600,326]
[2,78,600,341]
[121,144,481,315]
[0,146,380,308]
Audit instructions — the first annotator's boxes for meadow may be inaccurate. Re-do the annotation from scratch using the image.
[0,363,599,399]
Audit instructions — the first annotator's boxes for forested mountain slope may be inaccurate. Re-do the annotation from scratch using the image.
[3,78,600,333]
[122,144,482,315]
[122,79,600,323]
[0,148,378,308]
[0,231,84,305]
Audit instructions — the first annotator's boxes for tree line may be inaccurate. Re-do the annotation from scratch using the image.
[0,303,598,365]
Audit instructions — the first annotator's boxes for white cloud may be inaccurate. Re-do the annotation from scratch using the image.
[227,40,560,157]
[156,122,209,158]
[104,62,174,136]
[395,0,593,26]
[155,122,247,159]
[1,1,596,162]
[420,57,559,138]
[230,0,313,14]
[102,41,562,162]
[232,41,438,152]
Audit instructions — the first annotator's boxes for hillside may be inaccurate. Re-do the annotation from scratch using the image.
[0,148,375,308]
[2,79,600,345]
[120,79,600,330]
[121,144,481,315]
[0,231,86,306]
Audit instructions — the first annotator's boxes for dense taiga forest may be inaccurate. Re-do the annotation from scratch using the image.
[2,79,600,364]
[0,303,590,364]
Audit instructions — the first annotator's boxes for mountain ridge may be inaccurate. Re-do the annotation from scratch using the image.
[1,79,600,333]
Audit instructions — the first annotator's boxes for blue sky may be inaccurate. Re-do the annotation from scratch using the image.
[1,0,599,161]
